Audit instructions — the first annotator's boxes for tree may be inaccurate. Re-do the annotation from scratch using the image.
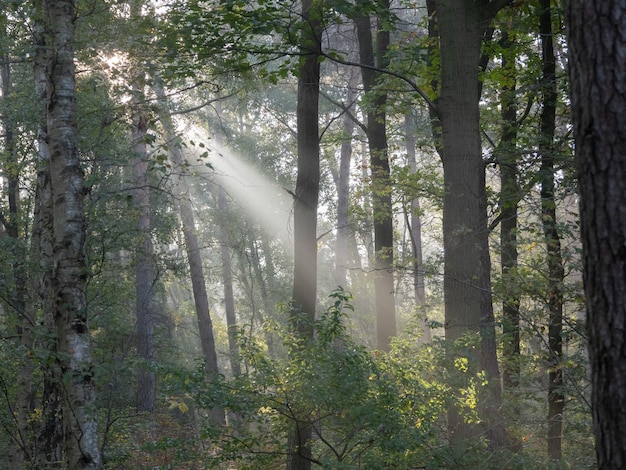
[42,0,102,466]
[131,77,156,413]
[155,77,224,424]
[429,0,511,448]
[404,112,431,343]
[354,0,396,351]
[288,0,322,468]
[565,0,626,466]
[538,0,564,461]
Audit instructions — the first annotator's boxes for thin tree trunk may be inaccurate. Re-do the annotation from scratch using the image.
[131,89,156,413]
[45,0,102,466]
[214,104,241,378]
[31,6,63,465]
[155,78,224,424]
[1,31,33,468]
[354,0,396,352]
[217,190,242,378]
[404,113,430,343]
[335,65,358,289]
[287,1,321,468]
[539,0,564,461]
[497,28,522,451]
[566,1,626,466]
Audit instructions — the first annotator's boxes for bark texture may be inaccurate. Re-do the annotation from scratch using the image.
[32,6,64,465]
[432,0,510,449]
[565,1,626,467]
[44,0,102,466]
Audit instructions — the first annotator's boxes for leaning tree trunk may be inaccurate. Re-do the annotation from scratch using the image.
[287,1,321,468]
[354,0,396,352]
[44,0,102,467]
[432,0,510,449]
[538,0,565,462]
[155,78,224,424]
[565,2,626,467]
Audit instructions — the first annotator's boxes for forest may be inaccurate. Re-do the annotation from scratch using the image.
[0,0,624,469]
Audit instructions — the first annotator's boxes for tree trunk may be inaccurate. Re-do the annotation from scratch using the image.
[217,189,242,378]
[566,2,626,466]
[334,65,358,290]
[496,28,522,452]
[539,0,564,462]
[354,0,396,352]
[433,0,510,449]
[131,89,156,413]
[251,235,277,357]
[404,113,431,343]
[31,6,63,465]
[155,79,224,424]
[287,0,321,468]
[1,26,33,468]
[45,0,102,466]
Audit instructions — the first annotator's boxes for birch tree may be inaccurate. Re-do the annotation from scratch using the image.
[43,0,102,466]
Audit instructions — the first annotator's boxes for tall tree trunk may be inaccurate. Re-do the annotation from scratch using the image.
[250,235,277,357]
[354,0,396,352]
[214,104,241,378]
[155,79,224,424]
[497,28,521,449]
[131,89,156,413]
[217,190,242,378]
[44,0,102,466]
[128,0,156,414]
[539,0,564,462]
[31,6,63,465]
[218,196,241,378]
[404,113,430,342]
[334,65,358,290]
[432,0,510,449]
[1,27,33,468]
[566,2,626,466]
[287,1,321,468]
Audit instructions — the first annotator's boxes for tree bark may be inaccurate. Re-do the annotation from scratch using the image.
[31,6,63,465]
[287,0,321,468]
[44,0,102,466]
[564,1,626,467]
[432,0,510,449]
[131,88,156,413]
[354,0,396,352]
[538,0,564,462]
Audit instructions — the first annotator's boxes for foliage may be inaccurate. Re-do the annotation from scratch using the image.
[178,290,446,468]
